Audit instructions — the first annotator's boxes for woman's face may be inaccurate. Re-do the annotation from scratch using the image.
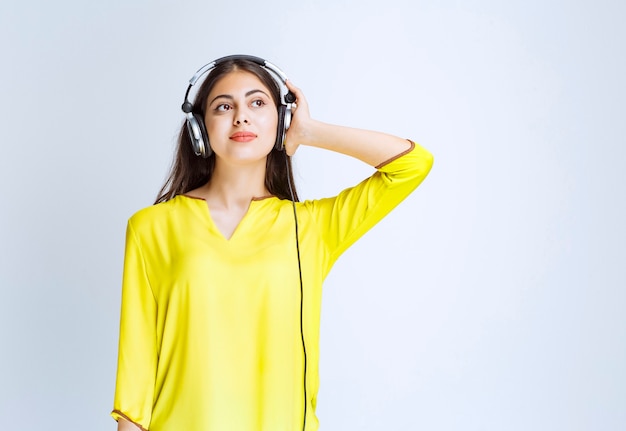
[204,70,278,167]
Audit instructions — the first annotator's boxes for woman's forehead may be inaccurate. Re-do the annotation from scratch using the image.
[209,70,271,96]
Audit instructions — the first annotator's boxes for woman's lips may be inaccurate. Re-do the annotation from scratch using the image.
[230,132,257,142]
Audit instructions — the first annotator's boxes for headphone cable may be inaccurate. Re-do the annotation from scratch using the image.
[285,154,307,431]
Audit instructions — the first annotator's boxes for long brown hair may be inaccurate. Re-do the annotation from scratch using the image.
[155,58,299,204]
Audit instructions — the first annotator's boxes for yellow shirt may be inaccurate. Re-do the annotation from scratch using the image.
[112,141,433,431]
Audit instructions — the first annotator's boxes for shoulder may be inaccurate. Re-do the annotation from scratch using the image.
[127,195,186,231]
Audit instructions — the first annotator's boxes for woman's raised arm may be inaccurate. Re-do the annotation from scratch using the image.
[283,80,417,166]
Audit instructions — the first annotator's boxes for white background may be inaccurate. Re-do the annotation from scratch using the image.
[1,0,625,430]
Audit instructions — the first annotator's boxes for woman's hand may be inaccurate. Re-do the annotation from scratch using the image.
[283,80,314,156]
[117,418,142,431]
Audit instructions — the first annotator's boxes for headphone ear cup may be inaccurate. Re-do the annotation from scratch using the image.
[195,113,212,158]
[186,113,212,158]
[275,105,290,151]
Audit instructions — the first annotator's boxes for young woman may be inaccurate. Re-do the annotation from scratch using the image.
[112,55,433,431]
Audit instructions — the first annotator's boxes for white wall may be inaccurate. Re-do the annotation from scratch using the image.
[1,0,624,430]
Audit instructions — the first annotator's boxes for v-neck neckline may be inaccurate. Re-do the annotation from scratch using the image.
[180,194,276,242]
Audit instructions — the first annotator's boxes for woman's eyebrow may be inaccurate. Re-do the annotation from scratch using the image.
[209,89,270,106]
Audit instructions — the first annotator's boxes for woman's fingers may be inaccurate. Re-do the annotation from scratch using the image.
[283,80,310,156]
[285,80,309,115]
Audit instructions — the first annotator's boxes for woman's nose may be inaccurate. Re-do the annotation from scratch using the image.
[234,111,250,125]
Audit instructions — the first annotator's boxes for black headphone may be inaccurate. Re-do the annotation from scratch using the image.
[181,55,296,158]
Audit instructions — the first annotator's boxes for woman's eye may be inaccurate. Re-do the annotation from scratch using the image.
[251,99,265,108]
[216,104,231,112]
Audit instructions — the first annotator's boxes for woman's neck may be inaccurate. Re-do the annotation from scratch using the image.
[202,161,270,209]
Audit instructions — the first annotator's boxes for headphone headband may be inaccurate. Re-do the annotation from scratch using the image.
[188,55,266,85]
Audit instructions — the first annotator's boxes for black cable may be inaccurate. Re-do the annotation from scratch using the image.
[285,154,307,431]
